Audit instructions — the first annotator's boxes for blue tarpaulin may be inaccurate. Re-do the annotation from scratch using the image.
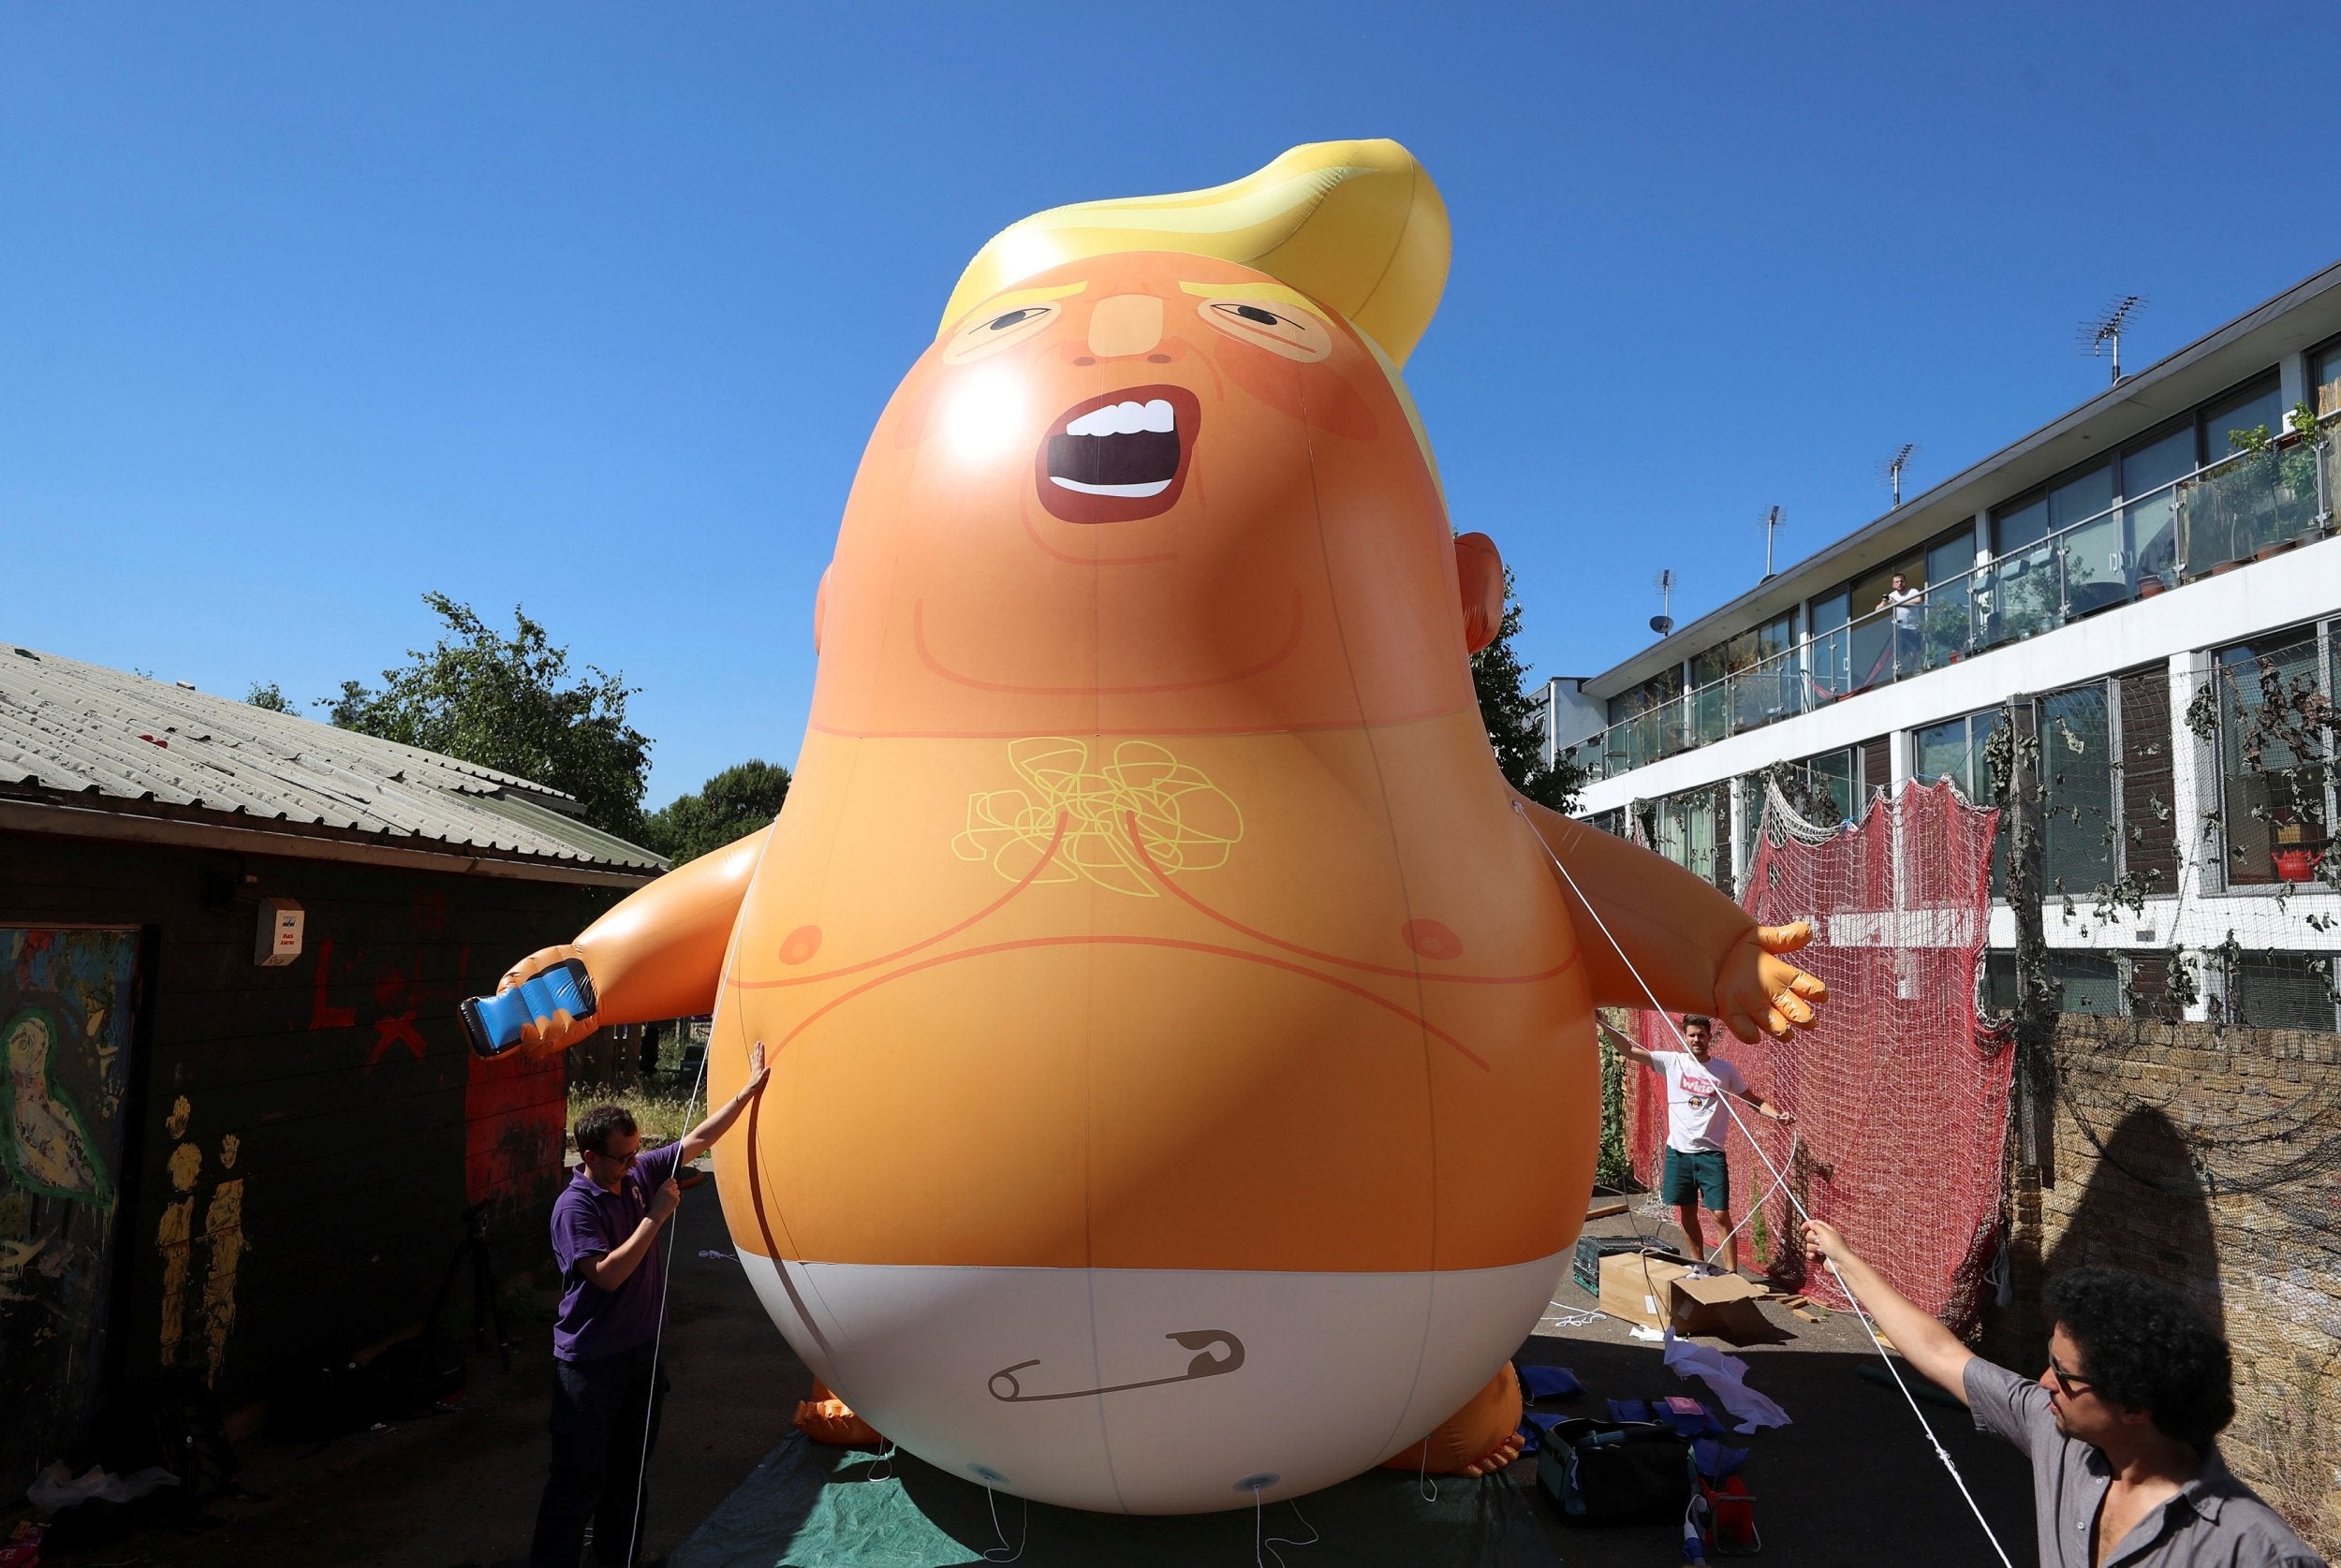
[670,1433,1569,1568]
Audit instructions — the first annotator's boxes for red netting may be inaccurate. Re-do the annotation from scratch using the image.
[1624,780,2015,1327]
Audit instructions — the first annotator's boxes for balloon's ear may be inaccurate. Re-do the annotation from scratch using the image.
[813,566,831,655]
[1455,533,1504,654]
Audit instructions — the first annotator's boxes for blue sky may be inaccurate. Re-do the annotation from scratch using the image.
[7,4,2336,811]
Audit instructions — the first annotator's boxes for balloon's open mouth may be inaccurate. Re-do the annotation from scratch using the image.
[1036,385,1200,524]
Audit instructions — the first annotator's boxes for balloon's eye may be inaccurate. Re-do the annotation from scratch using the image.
[1195,298,1333,362]
[944,300,1062,363]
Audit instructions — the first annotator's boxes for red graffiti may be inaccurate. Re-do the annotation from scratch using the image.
[312,942,461,1070]
[363,960,435,1065]
[309,940,358,1030]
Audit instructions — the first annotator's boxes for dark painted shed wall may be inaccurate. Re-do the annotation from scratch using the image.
[0,826,624,1438]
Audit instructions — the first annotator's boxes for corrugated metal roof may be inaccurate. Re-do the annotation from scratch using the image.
[0,642,666,874]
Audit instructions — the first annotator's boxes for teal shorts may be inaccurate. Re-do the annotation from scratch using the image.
[1662,1148,1730,1210]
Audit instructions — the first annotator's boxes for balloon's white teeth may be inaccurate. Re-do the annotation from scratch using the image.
[1065,399,1176,438]
[1050,477,1174,498]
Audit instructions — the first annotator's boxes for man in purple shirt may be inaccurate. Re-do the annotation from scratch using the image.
[527,1044,769,1568]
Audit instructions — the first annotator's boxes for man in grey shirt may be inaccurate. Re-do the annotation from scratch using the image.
[1804,1220,2321,1566]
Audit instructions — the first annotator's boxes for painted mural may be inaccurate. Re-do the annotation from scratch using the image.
[1,926,137,1490]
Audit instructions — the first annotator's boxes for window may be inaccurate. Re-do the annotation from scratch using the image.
[1987,491,2062,641]
[1804,748,1857,824]
[2115,667,2180,896]
[1687,614,1799,744]
[2202,374,2285,463]
[2047,463,2113,532]
[1992,492,2050,558]
[1918,708,2009,896]
[1605,667,1686,771]
[1985,468,2116,596]
[1807,589,1852,697]
[2315,340,2341,421]
[1924,526,1980,591]
[2121,422,2197,586]
[2054,955,2126,1015]
[2048,464,2125,618]
[2213,627,2332,888]
[1982,951,2126,1015]
[2226,953,2339,1030]
[2039,682,2117,896]
[1914,709,2004,802]
[1734,611,1801,733]
[1608,668,1683,725]
[1652,788,1726,891]
[1758,750,1857,835]
[1916,524,1983,667]
[1846,554,1926,687]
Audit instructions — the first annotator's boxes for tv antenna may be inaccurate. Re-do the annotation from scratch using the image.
[1650,568,1675,637]
[2080,296,2145,385]
[1761,506,1784,579]
[1878,444,1917,506]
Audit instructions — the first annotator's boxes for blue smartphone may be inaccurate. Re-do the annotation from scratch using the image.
[462,958,598,1058]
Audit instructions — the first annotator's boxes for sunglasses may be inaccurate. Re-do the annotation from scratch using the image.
[2046,1355,2096,1400]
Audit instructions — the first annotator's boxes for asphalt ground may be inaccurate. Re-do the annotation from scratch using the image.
[56,1153,814,1568]
[54,1190,2037,1567]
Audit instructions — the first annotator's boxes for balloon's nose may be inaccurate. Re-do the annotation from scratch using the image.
[1087,294,1165,359]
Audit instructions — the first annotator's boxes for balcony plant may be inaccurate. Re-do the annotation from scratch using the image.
[2220,403,2323,561]
[1920,593,1974,666]
[1991,550,2065,641]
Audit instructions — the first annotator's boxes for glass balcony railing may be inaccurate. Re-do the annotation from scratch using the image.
[2173,437,2328,574]
[1557,430,2337,785]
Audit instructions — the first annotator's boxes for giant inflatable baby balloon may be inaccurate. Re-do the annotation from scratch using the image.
[495,140,1827,1515]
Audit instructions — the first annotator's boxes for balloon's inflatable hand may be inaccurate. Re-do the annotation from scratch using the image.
[493,945,601,1057]
[1715,922,1828,1044]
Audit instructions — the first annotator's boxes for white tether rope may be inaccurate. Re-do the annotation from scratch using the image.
[1517,802,2018,1568]
[624,1041,710,1568]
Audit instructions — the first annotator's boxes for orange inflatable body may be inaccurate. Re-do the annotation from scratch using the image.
[500,140,1824,1514]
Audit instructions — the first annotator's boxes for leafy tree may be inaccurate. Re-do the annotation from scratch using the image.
[330,593,653,837]
[638,760,792,866]
[245,681,293,712]
[1472,569,1588,813]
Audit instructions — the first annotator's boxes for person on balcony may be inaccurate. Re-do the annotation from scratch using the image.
[1876,572,1923,674]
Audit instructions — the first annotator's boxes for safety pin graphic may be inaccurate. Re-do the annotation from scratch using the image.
[988,1329,1246,1403]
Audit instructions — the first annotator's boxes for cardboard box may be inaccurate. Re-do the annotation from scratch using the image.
[1597,1251,1787,1344]
[1573,1233,1666,1295]
[1598,1248,1692,1329]
[1667,1270,1785,1345]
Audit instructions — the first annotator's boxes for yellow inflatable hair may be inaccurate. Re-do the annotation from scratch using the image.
[939,139,1451,367]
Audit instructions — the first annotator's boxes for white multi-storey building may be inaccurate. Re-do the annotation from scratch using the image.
[1544,260,2341,1029]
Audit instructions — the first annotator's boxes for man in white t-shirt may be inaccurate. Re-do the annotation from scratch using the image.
[1876,571,1923,672]
[1616,1016,1792,1275]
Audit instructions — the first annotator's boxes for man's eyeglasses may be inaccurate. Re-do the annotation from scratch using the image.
[2046,1356,2095,1400]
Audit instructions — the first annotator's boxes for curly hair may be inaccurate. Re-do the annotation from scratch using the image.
[574,1104,639,1157]
[2045,1268,2234,1453]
